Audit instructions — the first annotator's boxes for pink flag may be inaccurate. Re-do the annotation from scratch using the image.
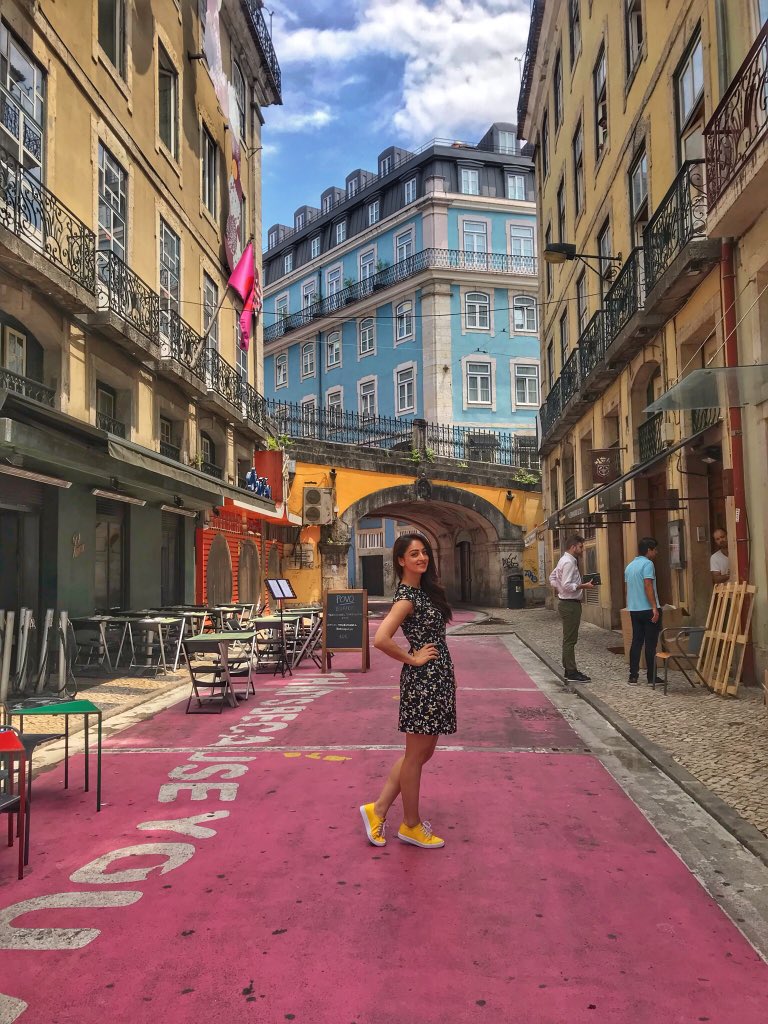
[228,242,254,302]
[239,286,255,352]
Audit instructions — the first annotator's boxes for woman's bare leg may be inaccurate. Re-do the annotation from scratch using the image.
[373,756,404,820]
[400,734,439,827]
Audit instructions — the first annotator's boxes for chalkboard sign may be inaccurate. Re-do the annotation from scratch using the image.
[322,589,370,672]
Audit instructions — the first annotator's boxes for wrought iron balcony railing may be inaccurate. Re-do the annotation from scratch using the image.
[242,380,269,427]
[160,440,181,461]
[643,160,707,294]
[96,250,160,343]
[242,0,282,99]
[264,248,538,341]
[0,366,55,406]
[604,246,646,340]
[161,310,207,381]
[638,411,665,463]
[560,349,581,408]
[424,422,540,469]
[539,379,562,439]
[201,347,247,408]
[704,21,768,209]
[0,144,96,292]
[96,411,126,438]
[201,461,223,480]
[578,310,607,380]
[692,406,721,434]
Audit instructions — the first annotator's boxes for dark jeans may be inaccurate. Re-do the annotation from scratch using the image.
[629,609,662,682]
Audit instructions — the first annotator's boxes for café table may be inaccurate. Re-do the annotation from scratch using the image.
[119,617,183,674]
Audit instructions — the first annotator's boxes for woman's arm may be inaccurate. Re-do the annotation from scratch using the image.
[373,600,438,666]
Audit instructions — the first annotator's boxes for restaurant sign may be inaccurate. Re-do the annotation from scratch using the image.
[591,448,622,485]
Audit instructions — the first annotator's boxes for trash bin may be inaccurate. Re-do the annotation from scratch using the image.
[507,572,525,609]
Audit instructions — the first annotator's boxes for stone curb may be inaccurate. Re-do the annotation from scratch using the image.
[512,631,768,872]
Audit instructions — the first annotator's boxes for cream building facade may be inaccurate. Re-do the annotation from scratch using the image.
[0,0,281,617]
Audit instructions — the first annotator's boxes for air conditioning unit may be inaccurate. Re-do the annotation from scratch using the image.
[303,486,333,525]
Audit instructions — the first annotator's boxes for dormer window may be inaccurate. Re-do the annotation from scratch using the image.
[295,212,305,230]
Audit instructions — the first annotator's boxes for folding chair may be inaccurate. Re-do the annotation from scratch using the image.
[254,623,290,677]
[291,614,323,669]
[0,726,27,879]
[655,627,704,695]
[183,639,235,713]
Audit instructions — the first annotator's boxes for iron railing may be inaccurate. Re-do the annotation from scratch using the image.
[242,1,282,99]
[162,310,206,381]
[578,310,607,380]
[638,412,665,463]
[0,144,96,292]
[704,21,768,209]
[269,400,413,450]
[96,250,159,343]
[264,247,538,341]
[0,366,55,406]
[692,407,721,434]
[604,246,646,340]
[539,379,562,439]
[201,461,223,480]
[644,160,707,293]
[242,380,269,427]
[560,349,581,408]
[160,440,181,461]
[96,411,126,438]
[201,347,246,408]
[424,423,540,469]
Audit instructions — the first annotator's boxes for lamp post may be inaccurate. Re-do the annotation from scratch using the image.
[543,242,622,281]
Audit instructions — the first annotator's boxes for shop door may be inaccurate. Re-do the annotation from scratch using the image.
[238,539,262,604]
[457,541,472,603]
[160,512,184,605]
[647,474,672,606]
[206,534,233,606]
[361,555,384,595]
[94,499,125,611]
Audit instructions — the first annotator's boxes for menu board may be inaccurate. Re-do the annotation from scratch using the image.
[322,589,369,672]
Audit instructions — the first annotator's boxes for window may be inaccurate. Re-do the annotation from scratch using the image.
[99,0,126,77]
[359,317,375,356]
[202,125,218,216]
[625,0,644,74]
[559,310,569,365]
[98,143,127,261]
[295,212,305,230]
[594,45,608,159]
[541,112,550,179]
[275,294,289,323]
[347,179,358,198]
[396,301,414,340]
[275,354,288,388]
[465,292,490,330]
[160,416,173,446]
[326,389,342,426]
[463,220,488,253]
[322,196,333,214]
[629,147,649,245]
[466,361,492,405]
[359,379,376,418]
[358,529,384,549]
[159,218,180,338]
[2,326,26,377]
[545,224,553,296]
[396,231,414,262]
[510,223,536,267]
[396,365,415,414]
[301,342,315,378]
[676,33,704,160]
[96,381,117,423]
[158,44,178,159]
[404,178,417,203]
[515,364,539,406]
[268,230,277,248]
[232,60,247,138]
[301,397,317,436]
[546,339,554,388]
[237,337,248,380]
[200,432,215,467]
[506,173,526,200]
[380,155,392,176]
[568,0,581,67]
[326,331,342,368]
[360,250,375,280]
[240,196,247,250]
[557,179,566,241]
[202,273,219,350]
[576,271,588,333]
[336,222,346,245]
[327,266,342,296]
[553,50,563,130]
[573,120,584,216]
[460,168,479,195]
[0,24,46,178]
[597,219,612,301]
[310,236,321,259]
[368,200,380,226]
[513,295,537,332]
[302,280,317,308]
[284,253,293,274]
[498,130,516,154]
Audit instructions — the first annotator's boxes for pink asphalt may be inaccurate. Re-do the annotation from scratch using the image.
[1,616,767,1023]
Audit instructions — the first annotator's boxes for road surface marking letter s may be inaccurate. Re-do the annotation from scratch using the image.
[0,891,142,951]
[70,843,196,884]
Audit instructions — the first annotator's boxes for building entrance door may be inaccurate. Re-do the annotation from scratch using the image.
[647,473,672,606]
[456,541,472,603]
[94,499,125,611]
[160,512,184,605]
[361,555,384,595]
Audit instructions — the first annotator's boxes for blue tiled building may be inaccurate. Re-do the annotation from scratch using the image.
[262,124,541,435]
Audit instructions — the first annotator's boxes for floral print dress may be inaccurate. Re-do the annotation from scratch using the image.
[394,582,456,735]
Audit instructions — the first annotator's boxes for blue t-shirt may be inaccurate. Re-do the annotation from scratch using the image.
[625,555,659,611]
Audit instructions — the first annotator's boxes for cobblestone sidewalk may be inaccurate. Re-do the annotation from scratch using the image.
[467,606,768,840]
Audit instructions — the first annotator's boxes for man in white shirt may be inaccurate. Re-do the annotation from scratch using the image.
[710,528,730,584]
[548,534,595,682]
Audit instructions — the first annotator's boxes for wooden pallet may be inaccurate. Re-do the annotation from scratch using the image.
[696,582,756,697]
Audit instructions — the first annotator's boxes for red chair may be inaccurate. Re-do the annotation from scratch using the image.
[0,727,27,880]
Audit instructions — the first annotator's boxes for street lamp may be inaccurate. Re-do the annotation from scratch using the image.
[543,241,622,281]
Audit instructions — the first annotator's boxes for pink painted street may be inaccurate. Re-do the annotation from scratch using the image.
[1,618,768,1024]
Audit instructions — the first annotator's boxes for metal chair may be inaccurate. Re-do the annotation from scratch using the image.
[0,726,27,879]
[182,639,235,713]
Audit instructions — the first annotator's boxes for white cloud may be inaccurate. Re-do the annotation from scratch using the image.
[267,106,337,133]
[272,0,531,143]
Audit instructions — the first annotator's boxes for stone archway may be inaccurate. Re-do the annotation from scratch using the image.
[338,483,524,606]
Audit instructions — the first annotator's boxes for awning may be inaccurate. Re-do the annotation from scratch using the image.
[107,439,226,506]
[647,365,768,413]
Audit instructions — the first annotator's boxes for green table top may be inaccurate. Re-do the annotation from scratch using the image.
[10,700,101,716]
[186,632,256,642]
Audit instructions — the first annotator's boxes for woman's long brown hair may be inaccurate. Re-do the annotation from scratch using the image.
[392,533,453,622]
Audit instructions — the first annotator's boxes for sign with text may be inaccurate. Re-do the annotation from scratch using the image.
[322,589,370,672]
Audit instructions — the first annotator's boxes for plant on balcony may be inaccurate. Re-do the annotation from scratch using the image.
[266,433,290,451]
[190,452,205,469]
[375,259,390,272]
[343,276,357,289]
[510,468,541,485]
[407,448,422,464]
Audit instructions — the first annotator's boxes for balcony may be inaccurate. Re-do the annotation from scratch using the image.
[96,411,126,438]
[705,21,768,237]
[691,406,721,435]
[92,251,160,360]
[0,143,97,311]
[201,461,223,480]
[263,248,538,342]
[0,366,55,407]
[198,347,247,417]
[242,0,282,104]
[160,440,181,461]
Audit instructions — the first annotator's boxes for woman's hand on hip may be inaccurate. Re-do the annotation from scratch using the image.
[410,645,439,667]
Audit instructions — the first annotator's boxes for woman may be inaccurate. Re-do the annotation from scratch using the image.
[360,532,456,850]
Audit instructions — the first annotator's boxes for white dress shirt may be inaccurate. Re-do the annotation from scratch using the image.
[549,551,583,601]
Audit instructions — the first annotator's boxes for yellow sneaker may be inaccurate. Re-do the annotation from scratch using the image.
[397,820,445,849]
[360,803,387,846]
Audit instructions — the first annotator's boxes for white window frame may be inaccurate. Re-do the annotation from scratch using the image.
[301,341,316,379]
[159,217,181,339]
[394,361,417,415]
[404,178,417,204]
[236,332,248,380]
[99,0,127,77]
[284,252,293,274]
[498,130,516,155]
[380,155,393,176]
[202,272,219,350]
[506,173,526,200]
[358,317,376,358]
[275,292,289,320]
[326,331,342,369]
[301,279,317,309]
[465,291,491,330]
[677,33,703,129]
[368,200,380,226]
[158,43,178,160]
[395,300,414,342]
[268,230,277,248]
[300,395,317,437]
[322,196,332,214]
[511,360,540,408]
[295,212,305,230]
[335,222,346,245]
[201,124,218,216]
[460,167,480,195]
[359,249,375,281]
[310,236,321,259]
[395,229,414,263]
[463,355,496,409]
[326,387,343,425]
[512,294,538,333]
[347,178,358,198]
[232,59,247,138]
[358,376,377,419]
[275,353,288,389]
[326,264,343,297]
[98,142,128,262]
[2,326,27,377]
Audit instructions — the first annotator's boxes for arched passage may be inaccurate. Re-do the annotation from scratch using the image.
[339,483,524,606]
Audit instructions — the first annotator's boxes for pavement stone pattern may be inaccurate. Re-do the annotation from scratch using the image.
[472,607,768,839]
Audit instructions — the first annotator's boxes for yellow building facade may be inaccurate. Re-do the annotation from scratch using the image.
[519,1,767,669]
[0,0,281,616]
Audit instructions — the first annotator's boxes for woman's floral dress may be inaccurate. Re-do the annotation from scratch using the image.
[394,582,456,735]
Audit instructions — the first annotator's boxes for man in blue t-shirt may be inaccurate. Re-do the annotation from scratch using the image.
[624,537,661,686]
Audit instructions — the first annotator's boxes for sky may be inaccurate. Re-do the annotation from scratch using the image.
[261,0,534,238]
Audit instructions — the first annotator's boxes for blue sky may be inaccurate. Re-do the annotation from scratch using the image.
[261,0,534,237]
